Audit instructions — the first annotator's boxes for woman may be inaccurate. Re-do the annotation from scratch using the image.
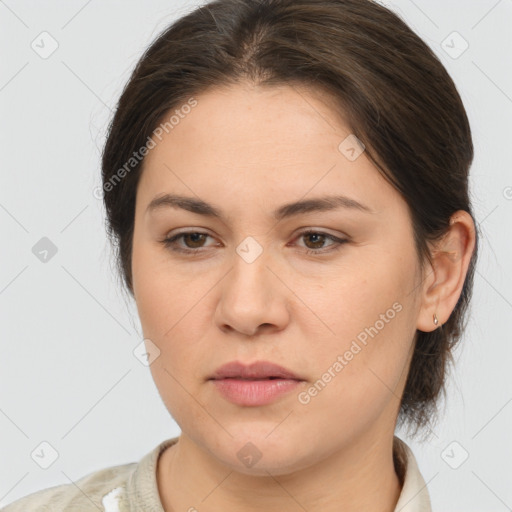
[3,0,478,510]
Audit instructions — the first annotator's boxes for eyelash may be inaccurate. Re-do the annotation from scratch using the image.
[160,229,348,256]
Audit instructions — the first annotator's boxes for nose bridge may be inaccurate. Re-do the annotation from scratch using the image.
[214,235,289,335]
[229,235,274,302]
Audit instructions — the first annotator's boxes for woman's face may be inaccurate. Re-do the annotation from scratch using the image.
[131,82,426,475]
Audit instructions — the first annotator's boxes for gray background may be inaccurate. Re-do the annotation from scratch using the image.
[1,0,511,509]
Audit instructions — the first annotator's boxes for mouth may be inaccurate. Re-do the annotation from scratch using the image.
[208,360,304,406]
[220,377,286,380]
[209,360,303,381]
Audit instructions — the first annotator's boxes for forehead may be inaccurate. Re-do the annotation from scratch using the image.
[136,82,402,222]
[144,82,352,168]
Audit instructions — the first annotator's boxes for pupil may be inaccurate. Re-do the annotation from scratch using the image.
[307,233,324,248]
[186,233,205,247]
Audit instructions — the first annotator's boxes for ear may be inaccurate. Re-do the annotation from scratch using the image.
[416,210,476,333]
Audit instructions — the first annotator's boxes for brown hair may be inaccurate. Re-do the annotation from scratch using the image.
[101,0,479,440]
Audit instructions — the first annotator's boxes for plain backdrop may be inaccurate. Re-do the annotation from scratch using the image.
[1,0,511,509]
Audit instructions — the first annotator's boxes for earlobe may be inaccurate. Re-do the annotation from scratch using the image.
[416,210,476,333]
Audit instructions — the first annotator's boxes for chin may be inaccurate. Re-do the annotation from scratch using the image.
[208,431,314,477]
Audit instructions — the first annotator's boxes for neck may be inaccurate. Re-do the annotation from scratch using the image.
[157,431,402,512]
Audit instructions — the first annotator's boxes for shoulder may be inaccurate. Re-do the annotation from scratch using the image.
[393,436,432,511]
[1,461,137,512]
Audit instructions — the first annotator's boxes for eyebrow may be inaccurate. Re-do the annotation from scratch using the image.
[146,193,376,221]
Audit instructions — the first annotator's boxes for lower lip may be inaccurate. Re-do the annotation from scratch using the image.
[211,378,302,406]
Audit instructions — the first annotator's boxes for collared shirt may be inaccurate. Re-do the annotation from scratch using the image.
[393,436,432,511]
[1,435,432,511]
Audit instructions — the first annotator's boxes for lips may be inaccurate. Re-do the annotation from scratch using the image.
[209,360,303,381]
[209,360,304,406]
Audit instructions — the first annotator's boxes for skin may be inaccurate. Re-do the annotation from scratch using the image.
[131,81,476,512]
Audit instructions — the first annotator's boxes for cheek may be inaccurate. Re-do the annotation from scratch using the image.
[299,254,416,416]
[132,240,194,338]
[149,361,205,439]
[297,251,411,344]
[297,311,413,445]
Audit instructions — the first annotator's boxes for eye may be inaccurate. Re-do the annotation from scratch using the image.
[291,229,348,254]
[161,231,216,253]
[160,229,348,256]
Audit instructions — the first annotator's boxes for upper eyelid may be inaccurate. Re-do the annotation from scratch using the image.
[165,228,344,240]
[165,225,346,237]
[164,229,347,249]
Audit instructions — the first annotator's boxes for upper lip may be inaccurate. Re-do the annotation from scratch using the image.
[209,360,303,380]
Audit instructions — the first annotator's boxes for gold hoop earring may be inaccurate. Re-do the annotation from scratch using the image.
[433,313,439,326]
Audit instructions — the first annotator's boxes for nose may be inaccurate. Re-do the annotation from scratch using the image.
[214,248,291,337]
